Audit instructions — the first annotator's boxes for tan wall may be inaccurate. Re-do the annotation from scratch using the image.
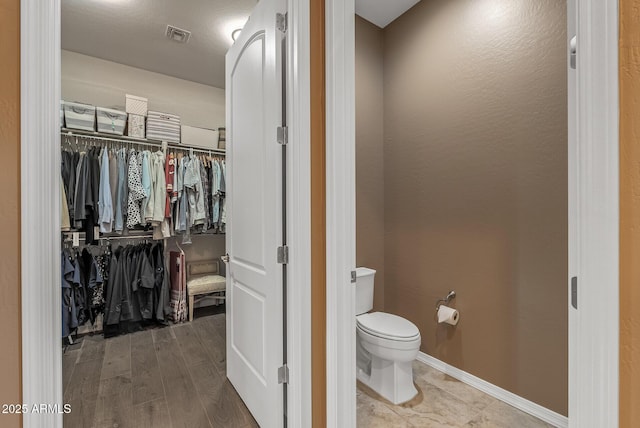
[355,16,385,311]
[375,0,568,415]
[0,0,22,426]
[62,50,226,129]
[619,0,640,426]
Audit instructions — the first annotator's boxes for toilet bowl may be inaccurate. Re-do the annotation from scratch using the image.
[354,268,421,405]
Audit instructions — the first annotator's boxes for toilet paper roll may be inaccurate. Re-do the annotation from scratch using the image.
[437,305,459,326]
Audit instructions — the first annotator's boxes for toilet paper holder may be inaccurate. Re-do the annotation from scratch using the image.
[435,290,456,311]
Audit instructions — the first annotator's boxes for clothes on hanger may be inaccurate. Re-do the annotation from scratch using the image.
[61,246,109,339]
[169,250,187,323]
[103,241,171,337]
[62,139,226,243]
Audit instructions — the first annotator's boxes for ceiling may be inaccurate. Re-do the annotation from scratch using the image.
[355,0,421,28]
[61,0,257,89]
[61,0,417,89]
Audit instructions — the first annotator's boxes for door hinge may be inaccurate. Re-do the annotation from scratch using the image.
[278,364,289,384]
[276,13,287,33]
[277,245,289,264]
[277,126,288,145]
[571,276,578,309]
[570,35,577,70]
[351,270,357,283]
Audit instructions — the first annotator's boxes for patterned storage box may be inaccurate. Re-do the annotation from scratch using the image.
[147,110,181,144]
[96,107,127,135]
[128,114,145,138]
[125,94,148,117]
[64,101,96,131]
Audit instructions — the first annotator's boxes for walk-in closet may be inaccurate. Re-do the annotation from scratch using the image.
[60,1,259,427]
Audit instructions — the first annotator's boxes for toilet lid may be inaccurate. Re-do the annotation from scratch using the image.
[357,312,420,341]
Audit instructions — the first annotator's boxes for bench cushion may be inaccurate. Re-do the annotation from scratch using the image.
[187,274,226,295]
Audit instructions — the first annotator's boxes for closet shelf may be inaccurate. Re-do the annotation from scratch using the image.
[62,230,225,241]
[60,128,226,156]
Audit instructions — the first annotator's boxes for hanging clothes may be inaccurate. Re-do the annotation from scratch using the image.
[211,159,221,227]
[109,149,118,224]
[114,148,127,232]
[219,160,227,232]
[103,242,171,337]
[61,251,78,339]
[140,150,152,224]
[150,150,167,225]
[98,147,113,233]
[169,250,187,323]
[199,157,210,231]
[175,155,188,232]
[61,177,71,231]
[126,149,145,229]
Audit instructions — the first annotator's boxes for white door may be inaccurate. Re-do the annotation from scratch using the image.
[225,0,286,427]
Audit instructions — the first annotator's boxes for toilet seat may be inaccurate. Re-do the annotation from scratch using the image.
[356,312,420,342]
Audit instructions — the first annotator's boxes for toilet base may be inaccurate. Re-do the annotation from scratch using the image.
[357,354,418,405]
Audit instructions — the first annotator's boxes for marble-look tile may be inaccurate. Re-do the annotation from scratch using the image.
[464,400,555,428]
[412,361,498,412]
[391,382,482,427]
[357,389,412,428]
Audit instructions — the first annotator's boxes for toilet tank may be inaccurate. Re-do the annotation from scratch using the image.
[355,267,376,315]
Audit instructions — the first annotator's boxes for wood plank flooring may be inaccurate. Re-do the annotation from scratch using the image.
[63,311,256,428]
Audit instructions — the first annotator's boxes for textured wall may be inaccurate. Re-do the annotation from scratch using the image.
[380,0,568,414]
[356,16,385,310]
[0,0,22,426]
[620,0,640,426]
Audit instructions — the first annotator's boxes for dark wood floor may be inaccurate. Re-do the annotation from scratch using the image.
[63,311,258,428]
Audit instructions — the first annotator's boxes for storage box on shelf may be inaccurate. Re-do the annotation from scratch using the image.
[218,127,226,150]
[128,114,146,138]
[60,101,65,128]
[181,125,219,149]
[63,101,96,131]
[96,107,127,135]
[147,110,181,144]
[125,94,148,117]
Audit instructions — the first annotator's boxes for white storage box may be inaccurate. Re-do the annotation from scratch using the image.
[60,101,65,128]
[180,125,219,149]
[64,101,96,131]
[128,114,145,138]
[218,127,226,150]
[147,110,181,144]
[96,107,127,135]
[125,94,148,117]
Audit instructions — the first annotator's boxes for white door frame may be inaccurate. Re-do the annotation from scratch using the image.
[19,0,312,427]
[325,1,620,428]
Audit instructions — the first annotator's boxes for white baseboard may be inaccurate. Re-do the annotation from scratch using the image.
[416,352,568,428]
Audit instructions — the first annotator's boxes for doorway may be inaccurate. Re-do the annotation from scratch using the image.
[20,0,313,427]
[324,0,620,427]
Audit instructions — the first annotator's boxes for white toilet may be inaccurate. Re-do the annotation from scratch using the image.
[355,267,421,405]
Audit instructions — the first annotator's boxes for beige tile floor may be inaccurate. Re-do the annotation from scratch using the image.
[357,360,556,428]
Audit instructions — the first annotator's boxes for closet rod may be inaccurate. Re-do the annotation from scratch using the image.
[62,232,155,242]
[60,128,226,156]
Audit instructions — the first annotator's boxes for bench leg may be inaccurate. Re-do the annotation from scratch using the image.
[189,295,195,322]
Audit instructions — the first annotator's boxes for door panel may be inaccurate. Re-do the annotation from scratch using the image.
[225,0,285,426]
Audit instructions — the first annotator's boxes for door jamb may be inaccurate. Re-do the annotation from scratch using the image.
[19,0,313,427]
[324,1,620,427]
[325,0,356,427]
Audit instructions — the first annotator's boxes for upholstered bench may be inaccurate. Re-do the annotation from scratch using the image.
[186,260,226,322]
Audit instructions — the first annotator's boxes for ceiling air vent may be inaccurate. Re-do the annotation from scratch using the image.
[166,25,191,44]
